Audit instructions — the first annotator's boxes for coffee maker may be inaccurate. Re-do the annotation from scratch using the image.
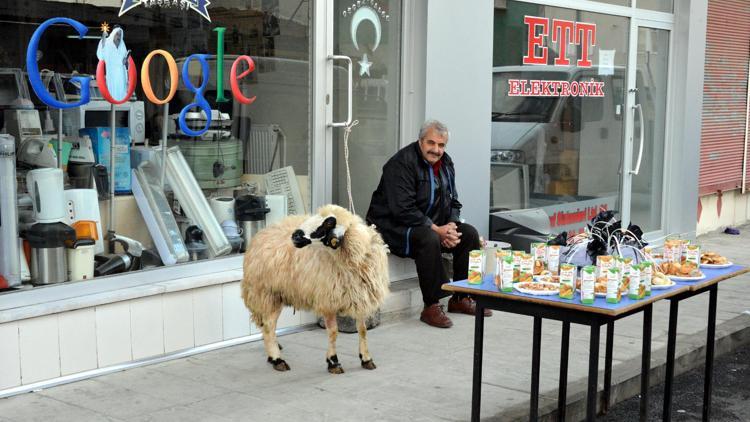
[235,195,269,251]
[24,168,75,285]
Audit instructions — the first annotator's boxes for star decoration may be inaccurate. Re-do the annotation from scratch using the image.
[100,21,110,34]
[358,53,372,77]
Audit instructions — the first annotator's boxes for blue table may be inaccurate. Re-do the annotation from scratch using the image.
[443,276,689,422]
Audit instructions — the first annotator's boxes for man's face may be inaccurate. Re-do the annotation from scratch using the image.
[418,128,447,165]
[113,31,121,47]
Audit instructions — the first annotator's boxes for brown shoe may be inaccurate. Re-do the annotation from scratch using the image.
[447,296,493,317]
[420,304,453,328]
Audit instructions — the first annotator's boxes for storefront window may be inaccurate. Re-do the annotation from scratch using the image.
[0,0,311,291]
[636,0,673,13]
[594,0,631,7]
[492,1,629,236]
[332,0,401,213]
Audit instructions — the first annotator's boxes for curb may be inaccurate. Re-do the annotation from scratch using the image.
[493,312,750,422]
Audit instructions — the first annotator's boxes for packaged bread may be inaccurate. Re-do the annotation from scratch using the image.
[512,251,523,282]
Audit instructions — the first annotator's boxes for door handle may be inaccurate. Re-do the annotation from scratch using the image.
[327,55,353,128]
[629,104,644,175]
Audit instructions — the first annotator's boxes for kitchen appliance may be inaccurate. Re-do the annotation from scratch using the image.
[67,162,94,189]
[5,109,58,168]
[64,189,104,254]
[161,146,231,258]
[66,220,97,281]
[68,135,95,164]
[265,194,287,226]
[94,234,144,276]
[24,221,75,285]
[131,162,189,266]
[235,195,269,251]
[184,225,209,261]
[52,100,146,145]
[209,196,236,225]
[0,135,21,287]
[27,168,66,223]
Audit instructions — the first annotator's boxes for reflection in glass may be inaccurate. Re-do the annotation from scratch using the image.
[0,0,312,289]
[630,27,669,232]
[492,1,629,238]
[332,0,401,213]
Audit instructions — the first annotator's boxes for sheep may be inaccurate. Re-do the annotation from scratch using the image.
[241,204,390,374]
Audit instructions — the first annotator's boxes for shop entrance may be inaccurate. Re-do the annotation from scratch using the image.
[313,0,402,212]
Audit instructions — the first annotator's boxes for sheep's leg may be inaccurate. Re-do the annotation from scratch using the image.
[263,306,289,371]
[357,318,377,370]
[323,314,344,374]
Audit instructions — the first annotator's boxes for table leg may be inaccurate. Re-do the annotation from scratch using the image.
[639,304,653,422]
[702,285,718,422]
[471,300,485,422]
[663,299,680,421]
[558,321,570,422]
[603,321,614,413]
[587,323,601,421]
[530,316,542,421]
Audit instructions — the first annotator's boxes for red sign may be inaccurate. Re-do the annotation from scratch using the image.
[522,16,597,67]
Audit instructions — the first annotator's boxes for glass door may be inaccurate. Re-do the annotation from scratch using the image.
[321,0,402,213]
[621,22,670,234]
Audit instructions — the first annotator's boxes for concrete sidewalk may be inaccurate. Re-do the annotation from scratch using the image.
[1,226,749,421]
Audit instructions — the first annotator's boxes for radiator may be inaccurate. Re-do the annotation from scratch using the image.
[244,124,284,174]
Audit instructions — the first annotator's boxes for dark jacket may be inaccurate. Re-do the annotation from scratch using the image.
[366,141,462,257]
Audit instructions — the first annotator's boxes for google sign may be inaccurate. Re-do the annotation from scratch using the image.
[26,17,256,137]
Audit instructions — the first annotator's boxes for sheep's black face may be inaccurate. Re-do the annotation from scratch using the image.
[293,215,344,249]
[292,230,311,248]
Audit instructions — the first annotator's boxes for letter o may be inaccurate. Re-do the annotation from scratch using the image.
[97,56,138,105]
[141,49,178,105]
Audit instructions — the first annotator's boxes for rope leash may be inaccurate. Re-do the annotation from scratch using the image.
[343,119,359,214]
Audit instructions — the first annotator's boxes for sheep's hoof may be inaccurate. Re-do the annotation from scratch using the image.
[326,355,344,374]
[267,357,290,371]
[361,359,377,370]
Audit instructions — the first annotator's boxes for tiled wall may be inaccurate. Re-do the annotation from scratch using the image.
[0,281,318,392]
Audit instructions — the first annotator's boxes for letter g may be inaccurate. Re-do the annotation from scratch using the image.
[26,18,91,108]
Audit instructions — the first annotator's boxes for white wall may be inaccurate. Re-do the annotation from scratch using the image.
[424,0,493,236]
[666,0,708,238]
[697,190,750,235]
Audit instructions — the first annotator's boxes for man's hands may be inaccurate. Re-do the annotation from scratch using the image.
[432,222,461,249]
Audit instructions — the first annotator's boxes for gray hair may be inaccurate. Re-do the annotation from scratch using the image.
[418,119,449,142]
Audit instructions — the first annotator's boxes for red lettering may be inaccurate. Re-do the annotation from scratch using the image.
[552,19,575,66]
[508,79,522,96]
[575,22,596,67]
[531,80,542,96]
[523,16,549,65]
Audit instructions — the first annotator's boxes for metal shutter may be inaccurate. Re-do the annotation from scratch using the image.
[699,0,750,195]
